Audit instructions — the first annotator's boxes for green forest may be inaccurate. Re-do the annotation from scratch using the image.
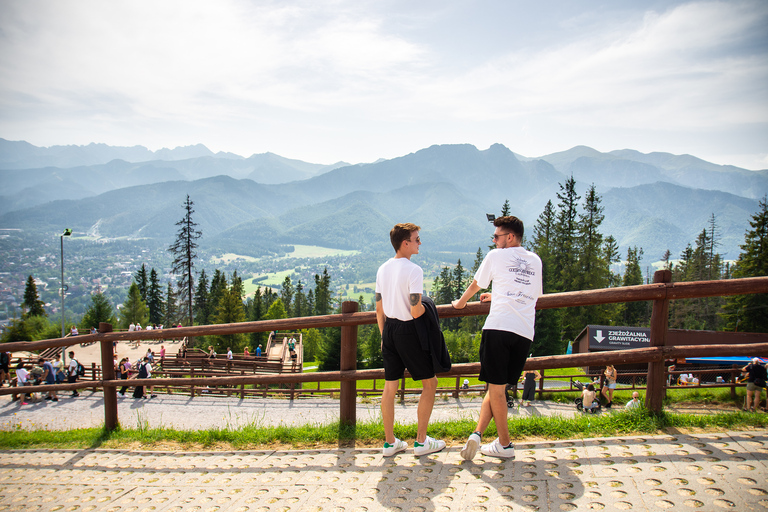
[4,184,766,370]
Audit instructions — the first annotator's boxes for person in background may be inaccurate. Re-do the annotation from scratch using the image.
[67,351,80,397]
[0,351,10,386]
[118,357,130,397]
[15,362,31,405]
[582,383,598,412]
[208,346,216,359]
[626,391,641,410]
[521,369,541,406]
[39,358,57,402]
[244,346,250,358]
[70,325,79,336]
[159,345,166,367]
[743,358,767,413]
[603,365,617,407]
[227,347,233,360]
[52,354,64,383]
[256,345,262,357]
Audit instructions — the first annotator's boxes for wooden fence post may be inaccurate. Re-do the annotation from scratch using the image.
[646,269,671,412]
[340,301,358,428]
[99,323,118,431]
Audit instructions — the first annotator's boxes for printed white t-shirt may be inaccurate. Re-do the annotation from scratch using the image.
[375,257,423,321]
[474,246,543,340]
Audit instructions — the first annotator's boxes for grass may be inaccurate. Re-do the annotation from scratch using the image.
[2,408,766,452]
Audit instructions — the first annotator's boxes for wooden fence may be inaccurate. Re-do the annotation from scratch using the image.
[1,272,766,431]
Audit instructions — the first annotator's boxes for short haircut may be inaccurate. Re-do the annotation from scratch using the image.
[494,215,524,239]
[390,223,420,252]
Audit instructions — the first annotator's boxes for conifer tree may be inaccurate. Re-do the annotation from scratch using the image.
[553,176,581,293]
[208,270,227,320]
[531,199,563,355]
[294,280,307,318]
[147,268,164,325]
[621,247,648,326]
[168,195,202,326]
[281,276,294,317]
[22,275,46,318]
[194,269,209,325]
[313,268,332,316]
[120,283,149,328]
[248,285,265,347]
[164,282,178,326]
[722,196,768,332]
[134,264,149,302]
[212,275,247,351]
[81,293,116,329]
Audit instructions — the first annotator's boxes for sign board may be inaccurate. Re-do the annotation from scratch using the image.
[588,325,651,351]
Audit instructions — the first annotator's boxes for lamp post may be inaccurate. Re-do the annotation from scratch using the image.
[60,229,71,363]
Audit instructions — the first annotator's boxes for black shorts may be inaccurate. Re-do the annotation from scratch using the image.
[382,318,434,381]
[479,329,532,386]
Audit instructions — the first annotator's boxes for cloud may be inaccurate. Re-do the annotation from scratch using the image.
[0,0,765,167]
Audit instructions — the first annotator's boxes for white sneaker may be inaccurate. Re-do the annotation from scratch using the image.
[383,438,407,457]
[460,432,481,460]
[480,438,515,459]
[413,436,445,456]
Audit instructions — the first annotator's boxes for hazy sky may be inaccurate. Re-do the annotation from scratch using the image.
[1,0,766,169]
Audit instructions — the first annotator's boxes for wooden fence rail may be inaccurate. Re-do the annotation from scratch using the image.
[1,273,766,431]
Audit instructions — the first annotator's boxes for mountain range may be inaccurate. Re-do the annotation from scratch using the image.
[0,139,765,263]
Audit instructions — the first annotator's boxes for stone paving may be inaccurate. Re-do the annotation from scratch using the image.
[2,430,767,511]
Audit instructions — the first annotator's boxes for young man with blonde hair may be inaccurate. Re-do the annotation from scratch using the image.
[453,215,542,459]
[376,223,445,457]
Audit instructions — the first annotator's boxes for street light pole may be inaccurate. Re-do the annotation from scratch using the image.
[60,229,71,364]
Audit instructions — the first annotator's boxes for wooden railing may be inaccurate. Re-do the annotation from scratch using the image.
[1,272,766,431]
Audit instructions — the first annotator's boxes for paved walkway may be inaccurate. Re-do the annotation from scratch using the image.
[2,431,767,511]
[2,394,767,511]
[0,392,579,431]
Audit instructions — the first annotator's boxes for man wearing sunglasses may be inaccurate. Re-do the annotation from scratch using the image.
[376,223,445,457]
[452,215,542,459]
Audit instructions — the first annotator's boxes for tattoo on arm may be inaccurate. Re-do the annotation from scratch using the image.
[409,293,421,306]
[375,293,382,302]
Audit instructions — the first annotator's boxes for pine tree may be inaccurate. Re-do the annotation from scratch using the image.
[212,275,247,351]
[22,275,46,318]
[553,176,581,293]
[134,264,149,302]
[147,268,164,325]
[722,196,768,332]
[194,269,210,325]
[501,199,511,216]
[531,200,564,355]
[294,280,307,318]
[81,293,116,330]
[164,281,178,326]
[621,247,648,326]
[120,282,149,328]
[281,276,294,317]
[168,195,202,326]
[314,268,332,316]
[208,270,227,320]
[306,288,315,316]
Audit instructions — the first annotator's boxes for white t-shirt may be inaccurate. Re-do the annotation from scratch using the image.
[474,246,543,340]
[69,359,78,377]
[16,368,29,385]
[227,350,233,360]
[375,257,423,321]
